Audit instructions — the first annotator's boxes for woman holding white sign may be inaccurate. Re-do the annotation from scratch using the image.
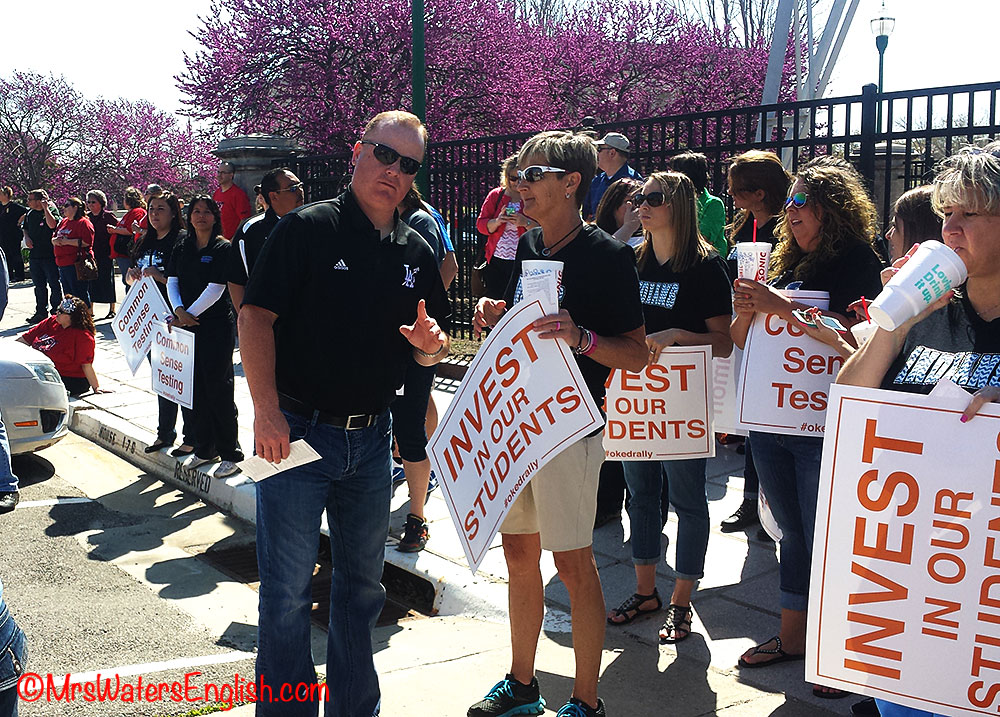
[604,171,733,643]
[836,144,1000,717]
[165,196,243,479]
[126,192,194,457]
[731,157,883,699]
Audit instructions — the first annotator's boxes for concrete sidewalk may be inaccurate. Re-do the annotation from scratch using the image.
[1,279,845,714]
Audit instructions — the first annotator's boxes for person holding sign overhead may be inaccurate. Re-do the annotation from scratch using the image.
[604,171,733,643]
[471,130,647,717]
[166,196,243,479]
[126,192,193,456]
[731,156,883,698]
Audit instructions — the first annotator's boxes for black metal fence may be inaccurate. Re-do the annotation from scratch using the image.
[284,80,1000,338]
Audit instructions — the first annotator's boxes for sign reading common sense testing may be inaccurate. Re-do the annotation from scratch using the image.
[737,290,841,437]
[808,383,1000,716]
[113,277,173,373]
[427,299,603,572]
[150,322,194,409]
[603,346,714,460]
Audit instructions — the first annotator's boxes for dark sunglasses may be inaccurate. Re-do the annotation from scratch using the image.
[274,182,304,194]
[360,140,422,175]
[784,192,808,209]
[516,165,566,183]
[630,191,666,208]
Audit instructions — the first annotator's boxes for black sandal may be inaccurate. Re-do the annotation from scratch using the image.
[170,445,195,457]
[607,588,662,625]
[659,603,693,643]
[737,635,805,668]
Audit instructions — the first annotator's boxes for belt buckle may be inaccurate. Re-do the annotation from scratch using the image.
[345,414,371,430]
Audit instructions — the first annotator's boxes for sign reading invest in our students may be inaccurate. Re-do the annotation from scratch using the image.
[427,299,603,573]
[150,322,194,409]
[807,383,1000,716]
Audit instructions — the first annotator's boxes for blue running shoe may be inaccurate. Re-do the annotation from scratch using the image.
[555,697,606,717]
[391,464,406,487]
[467,674,545,717]
[425,469,438,503]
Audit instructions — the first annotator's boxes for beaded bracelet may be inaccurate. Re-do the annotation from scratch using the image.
[581,329,598,356]
[572,325,591,355]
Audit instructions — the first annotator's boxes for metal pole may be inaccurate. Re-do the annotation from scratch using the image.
[412,0,428,194]
[875,34,888,133]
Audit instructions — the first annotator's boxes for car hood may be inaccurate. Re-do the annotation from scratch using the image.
[0,339,54,379]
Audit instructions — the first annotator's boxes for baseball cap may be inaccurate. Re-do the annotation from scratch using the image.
[595,132,631,153]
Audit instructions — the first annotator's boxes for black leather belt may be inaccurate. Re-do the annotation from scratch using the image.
[278,394,379,430]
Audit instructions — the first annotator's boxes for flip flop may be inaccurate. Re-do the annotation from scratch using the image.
[607,589,662,625]
[813,685,851,700]
[737,636,805,668]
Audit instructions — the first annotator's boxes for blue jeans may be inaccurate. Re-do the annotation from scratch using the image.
[623,458,709,580]
[57,265,90,306]
[115,257,132,291]
[0,414,16,494]
[748,431,824,611]
[0,579,27,717]
[28,256,61,315]
[255,409,392,717]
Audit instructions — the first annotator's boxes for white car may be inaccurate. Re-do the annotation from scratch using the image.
[0,339,71,455]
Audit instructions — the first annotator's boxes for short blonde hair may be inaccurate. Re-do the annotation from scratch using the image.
[517,131,598,206]
[362,111,429,155]
[932,141,1000,216]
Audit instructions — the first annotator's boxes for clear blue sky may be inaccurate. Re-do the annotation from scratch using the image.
[1,0,997,120]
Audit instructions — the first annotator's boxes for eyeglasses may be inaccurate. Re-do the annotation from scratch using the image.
[784,192,808,209]
[630,191,666,208]
[516,166,566,183]
[360,140,422,175]
[274,182,304,194]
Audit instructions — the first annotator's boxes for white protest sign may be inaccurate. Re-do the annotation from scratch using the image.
[427,299,603,572]
[807,383,1000,716]
[711,350,747,437]
[112,277,173,373]
[603,346,714,460]
[737,290,841,437]
[150,322,194,409]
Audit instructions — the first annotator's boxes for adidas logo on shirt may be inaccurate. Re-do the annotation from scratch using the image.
[333,259,349,271]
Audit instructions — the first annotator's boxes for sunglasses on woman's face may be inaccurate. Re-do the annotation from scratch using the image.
[784,192,808,209]
[630,191,666,208]
[359,140,422,175]
[516,166,566,183]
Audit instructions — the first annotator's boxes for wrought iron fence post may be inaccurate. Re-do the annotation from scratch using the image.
[860,83,878,189]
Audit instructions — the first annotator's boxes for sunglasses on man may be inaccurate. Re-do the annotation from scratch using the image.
[360,140,422,175]
[516,165,566,183]
[630,191,666,208]
[784,192,808,209]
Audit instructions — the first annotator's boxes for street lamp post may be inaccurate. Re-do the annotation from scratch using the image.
[870,1,895,132]
[412,0,428,193]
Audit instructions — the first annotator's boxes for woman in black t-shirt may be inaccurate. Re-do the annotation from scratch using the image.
[732,157,883,698]
[605,172,733,643]
[127,192,193,457]
[166,196,242,478]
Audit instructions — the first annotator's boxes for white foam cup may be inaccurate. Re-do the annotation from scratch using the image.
[868,240,967,331]
[850,320,878,347]
[735,242,772,282]
[520,260,563,315]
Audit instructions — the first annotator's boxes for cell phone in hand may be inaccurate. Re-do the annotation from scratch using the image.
[792,309,847,333]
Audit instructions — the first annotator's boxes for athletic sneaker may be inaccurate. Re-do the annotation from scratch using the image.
[185,455,220,469]
[425,470,438,501]
[214,461,241,478]
[467,674,545,717]
[555,697,606,717]
[398,513,429,553]
[391,465,407,487]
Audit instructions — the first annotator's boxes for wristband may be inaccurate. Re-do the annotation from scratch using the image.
[582,329,598,356]
[415,342,446,359]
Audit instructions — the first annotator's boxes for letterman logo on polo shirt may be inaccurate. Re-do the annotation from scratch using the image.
[333,259,349,271]
[638,280,680,309]
[402,264,419,288]
[892,345,1000,390]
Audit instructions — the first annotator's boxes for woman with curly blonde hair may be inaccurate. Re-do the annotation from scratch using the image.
[731,155,883,699]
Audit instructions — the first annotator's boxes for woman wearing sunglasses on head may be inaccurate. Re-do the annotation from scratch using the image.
[476,155,537,299]
[731,156,883,698]
[470,131,647,717]
[604,172,733,644]
[17,295,107,396]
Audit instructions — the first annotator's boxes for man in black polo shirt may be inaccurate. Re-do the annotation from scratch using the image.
[226,167,304,311]
[22,190,62,323]
[240,110,450,717]
[0,187,27,283]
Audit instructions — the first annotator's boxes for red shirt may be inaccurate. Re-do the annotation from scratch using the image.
[213,184,252,240]
[111,208,147,258]
[20,317,96,378]
[53,217,95,267]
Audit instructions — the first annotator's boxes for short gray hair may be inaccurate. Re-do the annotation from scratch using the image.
[86,189,107,208]
[933,141,1000,216]
[517,131,598,207]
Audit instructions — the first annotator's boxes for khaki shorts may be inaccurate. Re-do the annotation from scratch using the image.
[500,432,604,552]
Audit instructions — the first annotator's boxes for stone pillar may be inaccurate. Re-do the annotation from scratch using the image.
[212,135,300,205]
